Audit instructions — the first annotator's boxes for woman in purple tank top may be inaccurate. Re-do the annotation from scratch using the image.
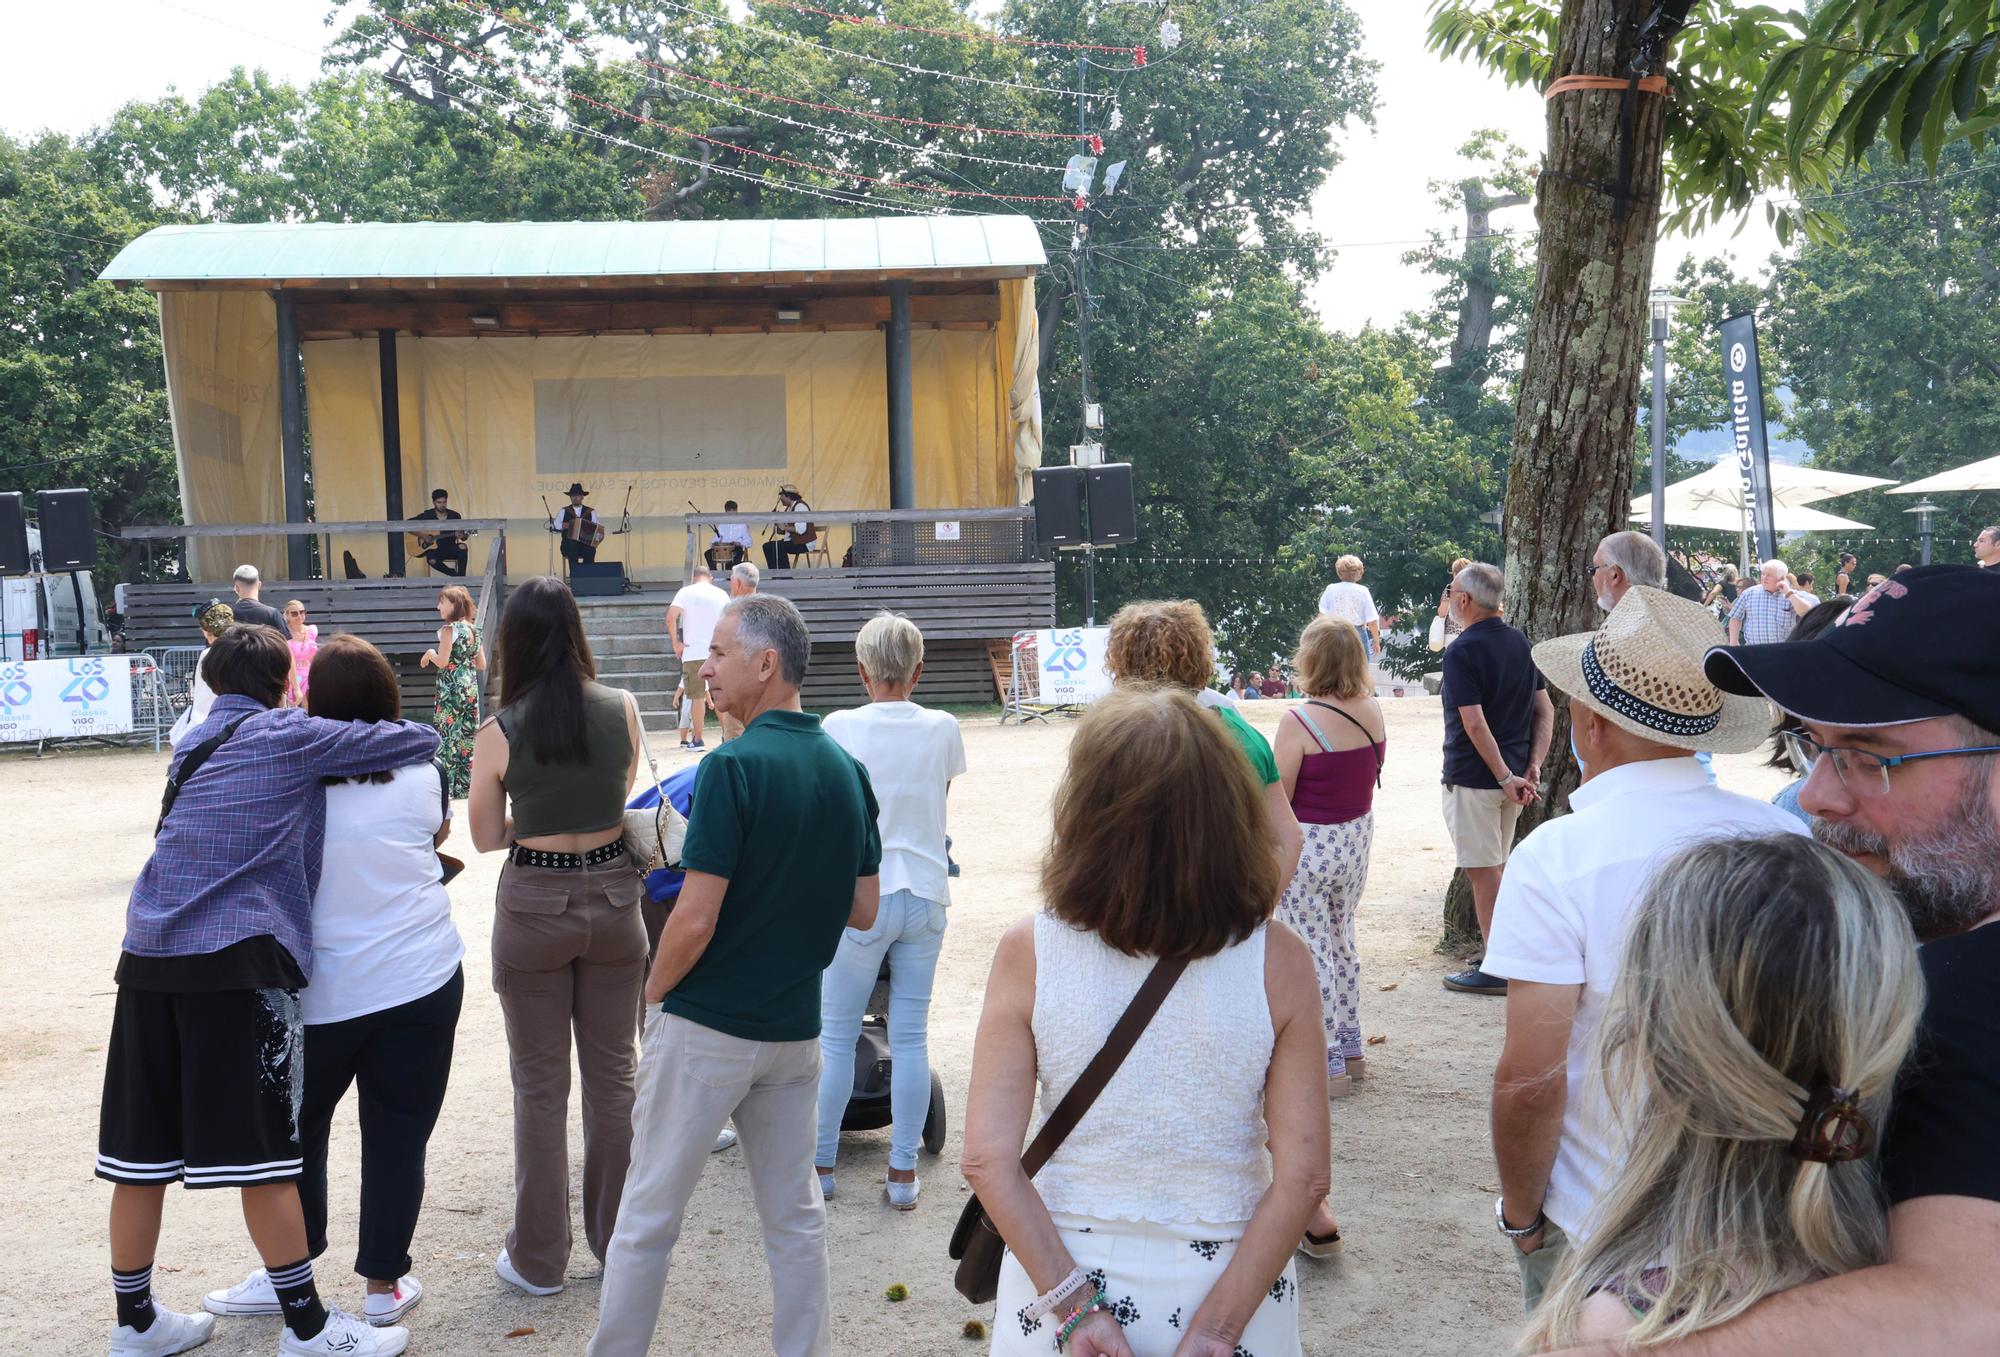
[1272,616,1385,1105]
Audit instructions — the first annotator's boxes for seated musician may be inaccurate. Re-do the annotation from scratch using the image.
[704,501,754,571]
[761,486,818,571]
[408,487,469,576]
[553,482,604,570]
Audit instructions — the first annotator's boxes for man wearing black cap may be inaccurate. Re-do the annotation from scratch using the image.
[1550,564,2000,1354]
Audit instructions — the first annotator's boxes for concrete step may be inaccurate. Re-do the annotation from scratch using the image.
[577,613,672,638]
[591,634,676,658]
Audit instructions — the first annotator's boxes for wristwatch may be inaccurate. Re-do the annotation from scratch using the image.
[1495,1197,1545,1238]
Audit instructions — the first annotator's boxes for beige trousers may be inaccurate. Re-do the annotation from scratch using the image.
[587,1011,830,1357]
[491,859,650,1289]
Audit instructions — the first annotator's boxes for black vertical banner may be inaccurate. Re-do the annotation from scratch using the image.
[1720,312,1778,561]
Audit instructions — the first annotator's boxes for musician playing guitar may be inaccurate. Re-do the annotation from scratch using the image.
[553,481,606,571]
[761,485,818,571]
[407,487,470,576]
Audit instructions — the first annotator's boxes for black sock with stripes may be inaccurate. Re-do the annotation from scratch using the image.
[268,1258,328,1340]
[113,1264,156,1332]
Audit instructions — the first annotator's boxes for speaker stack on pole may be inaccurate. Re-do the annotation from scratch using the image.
[1030,462,1138,626]
[35,489,95,571]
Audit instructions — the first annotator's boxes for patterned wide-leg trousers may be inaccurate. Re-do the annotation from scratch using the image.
[1275,812,1374,1078]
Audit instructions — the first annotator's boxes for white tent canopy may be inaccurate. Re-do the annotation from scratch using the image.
[1887,454,2000,494]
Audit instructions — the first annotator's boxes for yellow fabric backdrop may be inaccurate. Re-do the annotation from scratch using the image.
[303,329,1012,580]
[159,292,287,581]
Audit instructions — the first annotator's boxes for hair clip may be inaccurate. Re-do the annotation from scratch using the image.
[1790,1084,1873,1164]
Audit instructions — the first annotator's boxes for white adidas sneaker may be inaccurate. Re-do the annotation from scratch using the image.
[362,1275,423,1327]
[276,1307,408,1357]
[203,1268,280,1316]
[109,1305,217,1357]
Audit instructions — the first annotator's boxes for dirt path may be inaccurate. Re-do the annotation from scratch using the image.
[0,699,1786,1355]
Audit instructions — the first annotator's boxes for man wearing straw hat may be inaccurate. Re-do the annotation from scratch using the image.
[1481,588,1805,1314]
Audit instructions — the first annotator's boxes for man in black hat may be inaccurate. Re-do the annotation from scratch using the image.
[1550,564,2000,1354]
[555,483,603,571]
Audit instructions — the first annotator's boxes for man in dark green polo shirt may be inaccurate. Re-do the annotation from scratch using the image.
[589,594,879,1357]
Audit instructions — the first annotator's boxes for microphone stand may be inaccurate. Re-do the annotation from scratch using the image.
[540,493,557,574]
[614,483,634,536]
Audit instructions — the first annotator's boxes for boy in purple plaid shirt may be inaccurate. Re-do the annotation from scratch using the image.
[99,625,438,1357]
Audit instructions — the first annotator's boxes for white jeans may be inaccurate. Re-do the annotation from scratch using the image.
[813,889,947,1172]
[587,1011,830,1357]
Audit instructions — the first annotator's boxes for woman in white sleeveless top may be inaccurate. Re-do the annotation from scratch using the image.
[964,687,1332,1357]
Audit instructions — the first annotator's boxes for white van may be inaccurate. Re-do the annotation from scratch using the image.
[0,527,107,660]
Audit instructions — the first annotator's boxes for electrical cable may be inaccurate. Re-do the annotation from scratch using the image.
[379,10,1073,203]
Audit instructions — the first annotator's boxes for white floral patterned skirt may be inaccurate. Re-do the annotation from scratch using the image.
[1275,812,1374,1079]
[991,1212,1302,1357]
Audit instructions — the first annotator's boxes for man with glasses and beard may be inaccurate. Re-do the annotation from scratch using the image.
[1545,564,2000,1355]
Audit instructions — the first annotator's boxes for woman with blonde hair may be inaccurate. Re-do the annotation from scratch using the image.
[421,584,486,798]
[169,603,235,748]
[963,686,1328,1357]
[1436,555,1472,646]
[1316,554,1381,660]
[1521,832,1922,1351]
[815,611,966,1209]
[283,599,319,706]
[1104,600,1303,897]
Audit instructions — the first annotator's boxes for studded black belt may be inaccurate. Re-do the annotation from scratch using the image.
[509,841,627,871]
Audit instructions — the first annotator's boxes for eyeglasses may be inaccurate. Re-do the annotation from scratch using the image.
[1584,563,1613,576]
[1782,730,2000,798]
[286,609,305,617]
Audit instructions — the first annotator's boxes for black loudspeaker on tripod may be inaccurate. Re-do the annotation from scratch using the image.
[36,489,96,571]
[1084,464,1137,545]
[1031,466,1086,548]
[0,493,29,577]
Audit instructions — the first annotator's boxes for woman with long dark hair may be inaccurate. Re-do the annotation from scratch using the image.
[467,576,649,1297]
[204,633,462,1328]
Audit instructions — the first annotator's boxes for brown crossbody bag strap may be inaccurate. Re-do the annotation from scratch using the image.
[949,952,1190,1302]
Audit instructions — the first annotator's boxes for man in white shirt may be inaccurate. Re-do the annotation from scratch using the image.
[1483,587,1806,1314]
[667,567,730,751]
[704,501,754,571]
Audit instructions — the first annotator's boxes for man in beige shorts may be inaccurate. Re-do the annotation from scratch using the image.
[1436,563,1553,997]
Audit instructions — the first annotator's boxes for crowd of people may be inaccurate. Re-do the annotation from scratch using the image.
[104,529,2000,1357]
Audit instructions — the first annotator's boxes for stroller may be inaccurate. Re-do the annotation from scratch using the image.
[628,767,947,1155]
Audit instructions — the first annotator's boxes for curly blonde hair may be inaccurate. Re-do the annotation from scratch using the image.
[1104,600,1215,691]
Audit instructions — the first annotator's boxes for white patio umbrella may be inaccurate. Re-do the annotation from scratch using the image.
[1627,460,1897,520]
[1629,501,1874,534]
[1886,454,2000,495]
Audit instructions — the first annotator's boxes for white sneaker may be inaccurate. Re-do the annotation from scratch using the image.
[886,1175,921,1211]
[110,1306,217,1357]
[494,1248,564,1297]
[203,1268,280,1316]
[362,1276,423,1326]
[712,1126,738,1154]
[277,1307,407,1357]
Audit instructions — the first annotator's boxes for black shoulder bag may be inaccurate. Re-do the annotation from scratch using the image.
[154,712,256,836]
[948,955,1189,1303]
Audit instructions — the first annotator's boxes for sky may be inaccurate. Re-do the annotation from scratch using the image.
[0,0,1785,336]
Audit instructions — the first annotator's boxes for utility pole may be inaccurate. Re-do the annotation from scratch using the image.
[1074,55,1098,626]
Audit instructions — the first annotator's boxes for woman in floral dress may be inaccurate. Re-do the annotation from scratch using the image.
[421,585,485,797]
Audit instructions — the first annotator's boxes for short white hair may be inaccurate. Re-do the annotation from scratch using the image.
[1599,531,1666,588]
[1759,558,1787,577]
[232,564,259,583]
[1455,562,1504,612]
[855,611,924,688]
[731,560,760,589]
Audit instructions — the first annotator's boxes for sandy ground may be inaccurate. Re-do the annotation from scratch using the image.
[0,697,1787,1357]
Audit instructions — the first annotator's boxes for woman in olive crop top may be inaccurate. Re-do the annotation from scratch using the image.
[467,576,651,1296]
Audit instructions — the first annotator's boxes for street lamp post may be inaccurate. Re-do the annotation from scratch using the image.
[1904,497,1939,566]
[1647,289,1692,551]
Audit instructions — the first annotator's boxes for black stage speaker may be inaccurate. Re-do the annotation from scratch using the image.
[570,561,626,597]
[1032,466,1086,547]
[0,493,28,576]
[1085,463,1139,547]
[35,488,95,571]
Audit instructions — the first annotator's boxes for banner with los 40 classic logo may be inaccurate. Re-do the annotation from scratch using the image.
[1033,627,1114,706]
[0,657,136,743]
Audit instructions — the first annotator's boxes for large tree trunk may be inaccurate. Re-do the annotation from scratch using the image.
[1443,0,1670,949]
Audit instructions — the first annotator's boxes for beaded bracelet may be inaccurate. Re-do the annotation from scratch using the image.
[1054,1289,1109,1351]
[1024,1266,1091,1323]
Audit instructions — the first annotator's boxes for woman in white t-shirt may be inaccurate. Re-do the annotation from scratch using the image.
[815,612,967,1211]
[1316,553,1382,660]
[203,634,464,1329]
[169,602,234,749]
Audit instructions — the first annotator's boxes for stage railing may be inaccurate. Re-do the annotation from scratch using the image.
[680,507,1035,580]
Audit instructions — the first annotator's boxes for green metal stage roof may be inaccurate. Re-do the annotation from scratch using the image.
[100,215,1046,287]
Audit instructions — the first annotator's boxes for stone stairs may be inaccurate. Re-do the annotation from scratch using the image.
[577,593,681,732]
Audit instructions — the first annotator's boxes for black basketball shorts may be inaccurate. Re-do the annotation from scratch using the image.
[96,986,306,1189]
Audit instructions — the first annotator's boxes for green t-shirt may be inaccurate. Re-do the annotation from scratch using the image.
[1213,702,1281,785]
[666,709,882,1042]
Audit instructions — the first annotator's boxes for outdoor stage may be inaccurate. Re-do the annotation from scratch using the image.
[101,214,1058,708]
